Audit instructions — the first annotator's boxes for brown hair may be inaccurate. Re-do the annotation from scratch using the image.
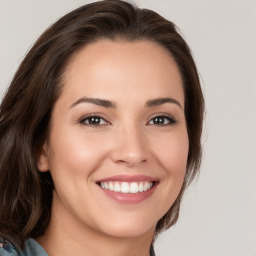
[0,0,204,247]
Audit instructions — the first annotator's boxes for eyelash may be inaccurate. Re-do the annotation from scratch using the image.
[79,115,110,127]
[147,114,176,126]
[79,114,176,127]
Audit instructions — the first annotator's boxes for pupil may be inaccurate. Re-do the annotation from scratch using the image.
[154,117,164,124]
[89,117,100,124]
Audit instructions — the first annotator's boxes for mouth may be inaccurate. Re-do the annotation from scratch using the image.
[96,175,159,204]
[97,181,155,194]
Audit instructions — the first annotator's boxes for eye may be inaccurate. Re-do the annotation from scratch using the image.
[147,115,176,126]
[79,115,110,127]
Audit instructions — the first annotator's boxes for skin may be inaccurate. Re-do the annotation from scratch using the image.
[37,40,189,256]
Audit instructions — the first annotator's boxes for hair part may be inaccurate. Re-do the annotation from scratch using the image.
[0,0,204,247]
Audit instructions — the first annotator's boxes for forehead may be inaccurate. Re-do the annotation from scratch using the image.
[60,39,184,107]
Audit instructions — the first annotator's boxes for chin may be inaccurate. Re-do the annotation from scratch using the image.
[95,218,156,239]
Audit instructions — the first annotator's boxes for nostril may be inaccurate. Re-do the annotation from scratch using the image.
[110,137,148,166]
[115,158,147,167]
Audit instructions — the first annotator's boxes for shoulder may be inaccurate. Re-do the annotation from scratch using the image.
[1,238,155,256]
[0,238,48,256]
[0,240,17,256]
[150,244,156,256]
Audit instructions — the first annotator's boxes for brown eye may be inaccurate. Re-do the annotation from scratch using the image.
[148,115,176,126]
[80,116,109,126]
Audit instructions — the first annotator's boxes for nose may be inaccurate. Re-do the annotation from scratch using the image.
[110,126,148,167]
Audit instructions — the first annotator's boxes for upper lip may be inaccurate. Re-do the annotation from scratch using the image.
[96,175,159,183]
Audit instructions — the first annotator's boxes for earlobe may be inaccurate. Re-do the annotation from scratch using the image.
[37,144,50,172]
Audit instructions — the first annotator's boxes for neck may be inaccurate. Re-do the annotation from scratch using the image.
[36,195,155,256]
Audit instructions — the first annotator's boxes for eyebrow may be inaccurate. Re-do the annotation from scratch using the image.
[70,97,182,109]
[146,98,182,109]
[70,97,116,108]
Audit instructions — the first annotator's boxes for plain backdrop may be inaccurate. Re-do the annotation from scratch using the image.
[0,1,255,255]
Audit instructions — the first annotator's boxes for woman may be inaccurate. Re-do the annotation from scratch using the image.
[0,1,204,255]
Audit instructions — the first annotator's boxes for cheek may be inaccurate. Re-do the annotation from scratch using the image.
[46,129,112,217]
[144,129,189,220]
[47,129,102,181]
[152,129,189,176]
[152,129,188,192]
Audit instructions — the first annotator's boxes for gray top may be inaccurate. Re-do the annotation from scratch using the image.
[0,239,47,256]
[0,238,155,256]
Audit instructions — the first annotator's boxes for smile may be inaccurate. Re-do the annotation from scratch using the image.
[96,175,158,204]
[100,181,154,194]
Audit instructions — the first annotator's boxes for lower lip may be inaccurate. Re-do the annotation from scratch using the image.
[99,184,157,204]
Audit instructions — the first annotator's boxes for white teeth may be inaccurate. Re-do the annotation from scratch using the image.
[109,182,114,191]
[120,182,129,193]
[138,182,144,192]
[114,182,121,192]
[130,182,139,193]
[100,181,154,194]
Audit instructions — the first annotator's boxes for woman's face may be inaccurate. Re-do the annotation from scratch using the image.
[38,40,189,239]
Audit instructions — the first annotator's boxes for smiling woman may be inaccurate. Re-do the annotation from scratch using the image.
[0,1,204,256]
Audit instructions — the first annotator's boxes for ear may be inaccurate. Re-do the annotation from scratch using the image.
[37,143,50,172]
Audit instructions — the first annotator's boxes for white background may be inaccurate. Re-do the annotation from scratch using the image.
[0,1,255,255]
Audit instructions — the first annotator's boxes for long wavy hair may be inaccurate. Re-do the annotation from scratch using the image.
[0,0,204,247]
